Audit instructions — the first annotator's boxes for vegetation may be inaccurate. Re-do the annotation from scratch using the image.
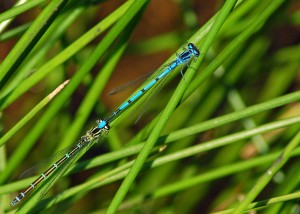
[0,0,300,213]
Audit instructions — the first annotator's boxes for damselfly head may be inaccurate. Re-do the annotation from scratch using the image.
[188,43,200,57]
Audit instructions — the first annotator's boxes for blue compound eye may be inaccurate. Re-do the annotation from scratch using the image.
[188,43,200,57]
[193,48,200,56]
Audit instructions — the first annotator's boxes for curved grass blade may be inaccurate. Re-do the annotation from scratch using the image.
[0,80,70,147]
[0,0,69,88]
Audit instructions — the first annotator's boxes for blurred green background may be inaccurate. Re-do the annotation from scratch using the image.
[1,0,300,213]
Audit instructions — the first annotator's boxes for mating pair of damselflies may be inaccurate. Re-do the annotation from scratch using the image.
[11,43,200,206]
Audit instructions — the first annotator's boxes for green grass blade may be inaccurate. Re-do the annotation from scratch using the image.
[232,131,300,213]
[106,0,239,212]
[0,0,134,109]
[0,80,69,147]
[0,0,69,88]
[0,0,45,23]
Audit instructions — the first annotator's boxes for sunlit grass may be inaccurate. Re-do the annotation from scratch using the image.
[1,0,300,213]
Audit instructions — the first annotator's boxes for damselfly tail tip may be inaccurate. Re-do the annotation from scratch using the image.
[11,198,19,206]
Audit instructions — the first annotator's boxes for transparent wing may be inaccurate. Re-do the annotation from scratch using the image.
[108,62,175,95]
[39,140,94,200]
[133,61,192,123]
[20,139,96,211]
[19,143,84,179]
[133,67,174,124]
[109,71,155,95]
